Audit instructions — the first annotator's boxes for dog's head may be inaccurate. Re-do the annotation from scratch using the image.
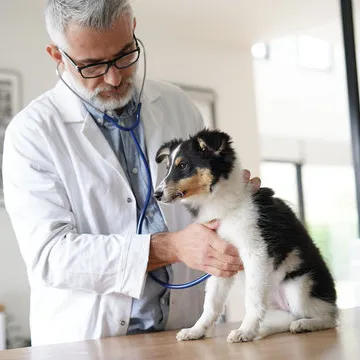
[154,128,236,203]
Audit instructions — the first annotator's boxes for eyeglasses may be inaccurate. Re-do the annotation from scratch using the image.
[58,35,140,79]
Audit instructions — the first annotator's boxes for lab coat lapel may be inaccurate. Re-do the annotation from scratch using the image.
[142,97,165,190]
[142,96,182,234]
[53,80,130,185]
[81,113,130,184]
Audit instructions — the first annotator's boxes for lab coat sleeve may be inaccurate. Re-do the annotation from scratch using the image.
[2,118,149,299]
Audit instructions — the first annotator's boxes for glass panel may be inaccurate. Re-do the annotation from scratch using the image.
[260,161,300,217]
[297,35,332,71]
[302,164,358,308]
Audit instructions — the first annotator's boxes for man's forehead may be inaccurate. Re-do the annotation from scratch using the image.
[64,14,134,61]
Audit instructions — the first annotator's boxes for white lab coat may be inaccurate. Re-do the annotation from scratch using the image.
[2,77,206,346]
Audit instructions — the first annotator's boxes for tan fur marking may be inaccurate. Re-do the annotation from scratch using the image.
[178,169,214,198]
[163,180,184,199]
[175,157,183,167]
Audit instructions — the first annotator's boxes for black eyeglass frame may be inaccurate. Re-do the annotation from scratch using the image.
[58,35,140,79]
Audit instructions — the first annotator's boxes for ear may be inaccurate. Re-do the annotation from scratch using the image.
[196,129,231,155]
[46,44,63,64]
[156,145,171,164]
[155,138,183,164]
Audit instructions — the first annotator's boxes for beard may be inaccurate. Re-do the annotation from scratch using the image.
[63,65,138,112]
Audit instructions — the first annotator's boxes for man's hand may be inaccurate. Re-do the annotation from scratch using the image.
[148,221,243,277]
[172,220,243,277]
[243,169,261,192]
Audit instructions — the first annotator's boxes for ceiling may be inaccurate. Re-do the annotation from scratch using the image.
[133,0,360,48]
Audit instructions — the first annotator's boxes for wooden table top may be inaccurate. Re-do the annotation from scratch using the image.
[1,308,359,360]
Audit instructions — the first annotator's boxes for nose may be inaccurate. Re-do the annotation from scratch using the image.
[154,190,163,201]
[104,65,122,87]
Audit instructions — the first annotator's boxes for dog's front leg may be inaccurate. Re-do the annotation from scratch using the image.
[176,275,235,341]
[227,257,271,343]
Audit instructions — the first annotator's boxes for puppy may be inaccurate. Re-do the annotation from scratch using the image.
[154,128,338,343]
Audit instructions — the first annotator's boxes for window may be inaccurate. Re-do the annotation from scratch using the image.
[251,42,269,61]
[297,35,332,71]
[302,164,358,308]
[260,161,302,218]
[260,161,358,308]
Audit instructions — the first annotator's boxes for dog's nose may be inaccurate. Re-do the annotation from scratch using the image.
[154,190,163,201]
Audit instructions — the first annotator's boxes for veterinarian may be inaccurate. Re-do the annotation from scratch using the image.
[2,0,260,346]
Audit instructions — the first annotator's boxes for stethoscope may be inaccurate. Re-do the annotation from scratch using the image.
[56,37,211,289]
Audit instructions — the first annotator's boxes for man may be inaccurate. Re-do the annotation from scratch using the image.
[2,0,260,345]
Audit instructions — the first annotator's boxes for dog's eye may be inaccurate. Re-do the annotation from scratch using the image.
[178,162,188,170]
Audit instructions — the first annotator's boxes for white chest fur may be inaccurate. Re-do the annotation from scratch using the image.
[194,189,263,268]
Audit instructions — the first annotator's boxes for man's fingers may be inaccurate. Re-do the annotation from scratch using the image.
[243,169,261,192]
[202,219,220,231]
[209,237,240,257]
[203,266,240,278]
[242,169,251,183]
[205,253,243,272]
[250,177,261,191]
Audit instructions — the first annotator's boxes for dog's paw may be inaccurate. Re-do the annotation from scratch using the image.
[290,319,311,334]
[227,328,256,343]
[176,327,206,341]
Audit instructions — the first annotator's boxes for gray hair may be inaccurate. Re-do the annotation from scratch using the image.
[45,0,134,49]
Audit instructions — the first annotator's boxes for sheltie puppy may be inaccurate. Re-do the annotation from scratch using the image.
[154,128,338,343]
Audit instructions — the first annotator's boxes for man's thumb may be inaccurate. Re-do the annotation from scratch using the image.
[203,219,220,230]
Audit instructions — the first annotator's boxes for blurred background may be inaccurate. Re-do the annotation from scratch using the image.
[1,0,360,348]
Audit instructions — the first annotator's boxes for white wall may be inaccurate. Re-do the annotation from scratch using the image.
[0,2,260,340]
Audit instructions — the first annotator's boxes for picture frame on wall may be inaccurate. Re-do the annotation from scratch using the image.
[0,69,22,206]
[175,83,217,129]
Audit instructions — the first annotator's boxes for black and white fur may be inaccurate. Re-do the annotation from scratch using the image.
[154,129,338,343]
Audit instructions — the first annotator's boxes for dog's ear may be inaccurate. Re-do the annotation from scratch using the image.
[196,129,231,156]
[155,138,183,164]
[156,145,171,164]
